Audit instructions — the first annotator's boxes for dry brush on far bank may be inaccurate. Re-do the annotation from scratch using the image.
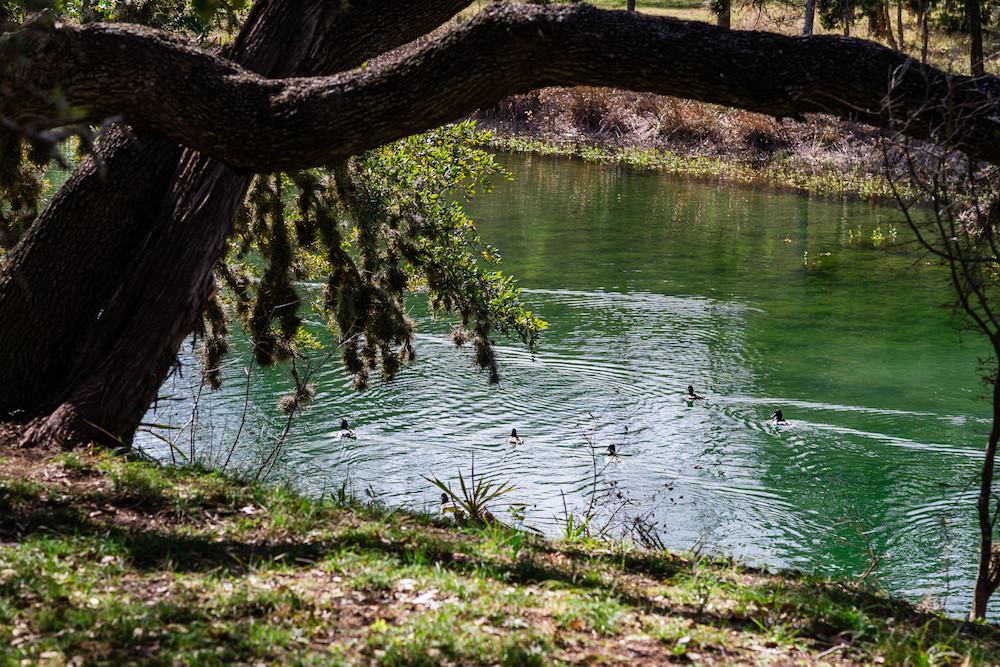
[472,86,893,183]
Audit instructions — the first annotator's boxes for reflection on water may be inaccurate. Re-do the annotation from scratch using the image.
[141,153,991,618]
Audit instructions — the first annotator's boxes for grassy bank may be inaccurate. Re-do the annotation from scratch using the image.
[469,87,915,203]
[1,446,997,665]
[473,129,901,201]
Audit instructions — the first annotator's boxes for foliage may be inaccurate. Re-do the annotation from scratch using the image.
[476,131,904,200]
[0,134,46,252]
[0,1,249,39]
[213,121,545,394]
[936,0,1000,35]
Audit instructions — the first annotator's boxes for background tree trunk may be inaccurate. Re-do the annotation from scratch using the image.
[967,0,985,76]
[718,0,731,29]
[922,1,929,63]
[897,1,904,52]
[882,1,898,50]
[804,0,816,35]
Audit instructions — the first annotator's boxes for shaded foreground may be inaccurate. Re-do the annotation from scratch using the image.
[1,444,998,665]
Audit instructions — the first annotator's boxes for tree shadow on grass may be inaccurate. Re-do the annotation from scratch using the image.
[3,483,998,654]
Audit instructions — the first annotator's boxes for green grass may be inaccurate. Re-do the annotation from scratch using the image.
[0,449,997,665]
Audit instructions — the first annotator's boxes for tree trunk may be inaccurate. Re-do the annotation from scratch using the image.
[803,0,816,35]
[970,343,1000,619]
[967,0,985,76]
[883,1,898,50]
[21,156,248,446]
[627,0,636,10]
[718,0,731,29]
[922,2,929,64]
[897,1,904,53]
[3,0,470,448]
[0,128,180,420]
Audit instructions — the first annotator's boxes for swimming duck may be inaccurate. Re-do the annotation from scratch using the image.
[339,419,357,439]
[508,428,524,445]
[685,385,706,401]
[605,443,623,463]
[771,410,791,427]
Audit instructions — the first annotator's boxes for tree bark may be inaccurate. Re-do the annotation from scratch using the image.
[803,0,816,35]
[897,1,904,53]
[922,2,929,64]
[967,0,985,77]
[882,1,898,50]
[0,128,181,419]
[717,0,731,29]
[1,0,470,446]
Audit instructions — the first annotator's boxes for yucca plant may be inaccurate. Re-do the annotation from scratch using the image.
[424,454,517,524]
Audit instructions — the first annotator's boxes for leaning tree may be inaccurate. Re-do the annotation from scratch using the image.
[6,0,1000,619]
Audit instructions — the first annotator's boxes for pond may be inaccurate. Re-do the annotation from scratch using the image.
[141,152,992,618]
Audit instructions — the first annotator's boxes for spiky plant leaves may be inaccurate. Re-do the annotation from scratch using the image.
[423,463,518,525]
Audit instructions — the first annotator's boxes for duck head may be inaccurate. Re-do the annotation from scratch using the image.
[510,428,518,438]
[687,385,695,395]
[607,444,616,455]
[771,410,784,421]
[340,419,350,430]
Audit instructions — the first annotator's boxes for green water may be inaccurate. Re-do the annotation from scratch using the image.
[144,153,992,617]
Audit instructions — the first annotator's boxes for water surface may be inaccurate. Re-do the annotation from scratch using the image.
[143,153,991,617]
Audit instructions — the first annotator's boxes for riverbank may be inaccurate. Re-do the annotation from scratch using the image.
[1,444,997,665]
[471,88,908,201]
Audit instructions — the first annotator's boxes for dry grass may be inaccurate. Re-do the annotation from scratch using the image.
[473,86,887,178]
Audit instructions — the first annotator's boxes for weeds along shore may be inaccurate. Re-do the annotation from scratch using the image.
[471,87,910,201]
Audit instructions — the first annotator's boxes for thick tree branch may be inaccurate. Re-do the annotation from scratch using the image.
[6,4,1000,169]
[0,0,473,429]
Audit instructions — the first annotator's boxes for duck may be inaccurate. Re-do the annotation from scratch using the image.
[770,409,791,427]
[439,492,465,519]
[508,428,524,445]
[605,443,622,463]
[685,385,706,401]
[339,419,357,439]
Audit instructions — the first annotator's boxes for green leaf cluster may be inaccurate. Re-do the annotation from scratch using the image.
[209,121,545,393]
[2,1,248,39]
